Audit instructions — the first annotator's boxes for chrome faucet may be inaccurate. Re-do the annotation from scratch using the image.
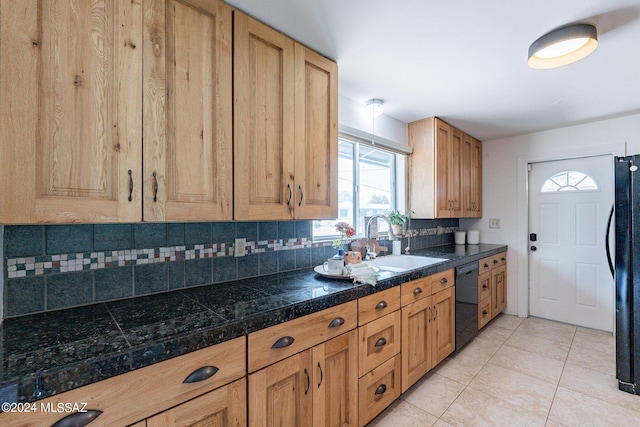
[365,215,395,260]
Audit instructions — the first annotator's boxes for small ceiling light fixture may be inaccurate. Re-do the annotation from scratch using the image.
[528,23,598,69]
[365,98,384,117]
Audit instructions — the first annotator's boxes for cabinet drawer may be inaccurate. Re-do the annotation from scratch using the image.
[0,337,246,427]
[358,311,401,377]
[429,268,455,294]
[400,277,431,306]
[248,300,357,372]
[358,354,402,427]
[478,271,491,301]
[358,287,400,326]
[479,253,507,273]
[478,297,492,330]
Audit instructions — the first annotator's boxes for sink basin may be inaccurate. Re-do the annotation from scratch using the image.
[368,255,448,272]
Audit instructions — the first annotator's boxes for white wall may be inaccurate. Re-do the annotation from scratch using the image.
[461,113,640,318]
[338,94,407,145]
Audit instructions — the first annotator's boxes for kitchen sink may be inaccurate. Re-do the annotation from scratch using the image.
[368,255,448,272]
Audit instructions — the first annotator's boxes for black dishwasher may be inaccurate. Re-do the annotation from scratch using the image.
[455,261,479,351]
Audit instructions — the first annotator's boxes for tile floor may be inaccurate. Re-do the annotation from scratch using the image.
[368,314,640,426]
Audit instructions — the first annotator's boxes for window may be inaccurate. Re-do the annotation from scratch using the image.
[540,170,600,193]
[313,136,406,240]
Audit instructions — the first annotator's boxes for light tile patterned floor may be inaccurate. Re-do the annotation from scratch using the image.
[368,314,640,427]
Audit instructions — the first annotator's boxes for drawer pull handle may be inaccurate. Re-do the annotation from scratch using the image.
[483,309,489,316]
[51,410,103,427]
[484,263,489,268]
[413,287,423,295]
[440,277,448,284]
[328,317,345,328]
[183,365,219,383]
[304,368,310,395]
[493,259,498,264]
[272,336,295,349]
[482,284,488,289]
[501,257,505,261]
[374,337,387,347]
[375,301,388,310]
[374,384,387,395]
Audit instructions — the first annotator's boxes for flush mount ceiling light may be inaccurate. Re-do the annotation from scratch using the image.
[528,23,598,69]
[365,99,384,117]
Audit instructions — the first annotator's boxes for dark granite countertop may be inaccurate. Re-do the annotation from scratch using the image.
[0,243,507,404]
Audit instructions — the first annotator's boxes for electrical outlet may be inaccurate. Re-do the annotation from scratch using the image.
[489,218,501,229]
[234,238,246,257]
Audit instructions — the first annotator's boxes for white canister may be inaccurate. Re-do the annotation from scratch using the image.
[454,231,466,245]
[392,240,402,256]
[467,230,480,245]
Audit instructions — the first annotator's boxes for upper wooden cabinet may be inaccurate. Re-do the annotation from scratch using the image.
[463,133,482,217]
[143,0,233,221]
[0,0,233,223]
[234,11,337,220]
[0,0,143,223]
[408,117,482,219]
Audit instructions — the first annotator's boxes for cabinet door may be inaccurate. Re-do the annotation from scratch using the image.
[449,128,463,217]
[401,296,432,392]
[294,43,338,220]
[462,133,482,217]
[491,264,507,316]
[249,350,313,427]
[234,11,296,220]
[143,0,232,221]
[313,330,359,427]
[432,286,455,366]
[147,378,246,427]
[0,0,142,223]
[435,119,453,217]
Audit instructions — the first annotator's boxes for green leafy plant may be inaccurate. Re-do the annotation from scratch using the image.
[385,210,414,226]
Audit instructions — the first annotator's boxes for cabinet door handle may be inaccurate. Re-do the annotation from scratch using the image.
[317,362,323,388]
[183,365,219,383]
[375,301,388,310]
[433,306,438,321]
[272,336,295,349]
[374,337,387,347]
[440,277,448,284]
[374,384,387,395]
[328,317,345,328]
[482,309,489,316]
[152,171,158,202]
[304,368,310,395]
[298,185,303,206]
[428,306,432,322]
[51,410,103,427]
[286,184,292,206]
[413,287,423,295]
[127,169,133,202]
[482,284,488,289]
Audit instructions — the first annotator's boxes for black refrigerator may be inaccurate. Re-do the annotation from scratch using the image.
[614,154,640,394]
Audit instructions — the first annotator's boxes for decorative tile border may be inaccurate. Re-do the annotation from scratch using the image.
[6,238,328,279]
[5,226,457,279]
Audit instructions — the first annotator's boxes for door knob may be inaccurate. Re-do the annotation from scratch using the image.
[530,246,537,251]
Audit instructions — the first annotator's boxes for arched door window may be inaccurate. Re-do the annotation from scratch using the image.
[540,170,600,193]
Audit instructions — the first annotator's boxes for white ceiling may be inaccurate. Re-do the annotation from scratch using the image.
[224,0,640,141]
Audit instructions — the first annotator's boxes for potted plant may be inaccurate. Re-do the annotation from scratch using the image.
[385,210,413,236]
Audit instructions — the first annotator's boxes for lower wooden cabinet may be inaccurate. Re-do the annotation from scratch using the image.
[478,253,508,330]
[147,378,246,427]
[248,330,359,427]
[358,354,401,426]
[401,277,455,392]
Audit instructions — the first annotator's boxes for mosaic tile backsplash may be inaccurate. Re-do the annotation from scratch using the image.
[2,218,458,318]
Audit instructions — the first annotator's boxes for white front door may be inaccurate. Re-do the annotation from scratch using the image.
[528,156,614,331]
